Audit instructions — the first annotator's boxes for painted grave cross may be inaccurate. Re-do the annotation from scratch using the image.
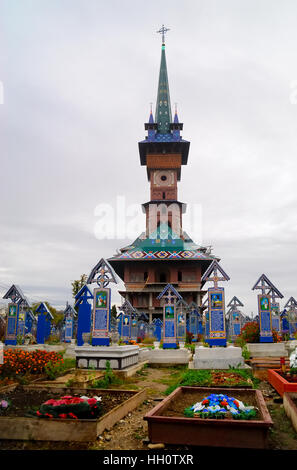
[284,297,297,339]
[17,297,31,339]
[3,284,27,346]
[252,274,282,343]
[35,302,53,344]
[87,258,117,346]
[176,299,189,343]
[75,284,94,346]
[201,260,230,347]
[227,296,244,341]
[187,301,201,340]
[119,299,136,343]
[157,283,182,349]
[269,286,284,333]
[63,302,77,343]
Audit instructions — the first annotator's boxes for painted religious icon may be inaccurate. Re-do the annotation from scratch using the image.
[123,315,130,326]
[8,305,17,316]
[165,305,174,319]
[18,313,25,322]
[95,290,107,309]
[260,297,269,311]
[178,314,185,324]
[210,293,223,309]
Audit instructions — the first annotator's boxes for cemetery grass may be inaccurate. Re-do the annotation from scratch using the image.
[0,367,297,450]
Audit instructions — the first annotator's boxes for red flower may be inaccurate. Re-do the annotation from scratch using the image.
[59,414,67,419]
[87,398,98,405]
[202,399,209,405]
[44,399,57,405]
[69,397,84,404]
[68,412,78,419]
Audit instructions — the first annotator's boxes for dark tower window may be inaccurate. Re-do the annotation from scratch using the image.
[144,272,148,281]
[160,272,167,283]
[161,175,167,181]
[162,192,166,199]
[178,271,182,282]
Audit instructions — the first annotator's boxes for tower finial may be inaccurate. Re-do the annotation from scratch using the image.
[156,24,170,45]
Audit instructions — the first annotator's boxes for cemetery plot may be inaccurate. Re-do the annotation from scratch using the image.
[283,392,297,434]
[268,369,297,396]
[0,385,146,441]
[144,386,273,448]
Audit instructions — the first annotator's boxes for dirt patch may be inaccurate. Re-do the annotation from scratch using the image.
[160,389,259,418]
[0,386,133,418]
[210,371,253,387]
[278,373,297,384]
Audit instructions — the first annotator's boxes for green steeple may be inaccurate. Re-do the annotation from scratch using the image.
[155,42,172,134]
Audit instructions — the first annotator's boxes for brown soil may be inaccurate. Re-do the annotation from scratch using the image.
[279,373,297,383]
[160,389,259,418]
[0,386,133,418]
[210,371,252,387]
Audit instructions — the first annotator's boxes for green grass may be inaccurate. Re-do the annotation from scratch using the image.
[164,368,260,395]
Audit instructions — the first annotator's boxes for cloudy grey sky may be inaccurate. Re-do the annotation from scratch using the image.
[1,0,297,315]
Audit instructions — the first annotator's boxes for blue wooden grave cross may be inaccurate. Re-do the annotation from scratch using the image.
[3,284,27,346]
[157,283,182,349]
[252,274,283,343]
[87,258,118,346]
[75,284,94,347]
[36,302,53,344]
[201,260,230,347]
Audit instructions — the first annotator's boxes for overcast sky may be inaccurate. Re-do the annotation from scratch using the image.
[1,0,297,315]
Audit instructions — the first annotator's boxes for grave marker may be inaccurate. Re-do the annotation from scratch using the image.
[157,283,182,349]
[3,285,27,346]
[87,258,117,346]
[176,299,188,342]
[119,299,136,343]
[284,297,297,339]
[227,296,244,341]
[201,260,230,347]
[36,302,53,344]
[63,302,77,343]
[75,284,93,346]
[252,274,283,343]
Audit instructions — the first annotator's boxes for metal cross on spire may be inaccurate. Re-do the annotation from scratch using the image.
[157,24,170,44]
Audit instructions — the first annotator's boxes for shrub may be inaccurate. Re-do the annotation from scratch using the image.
[196,334,204,343]
[142,335,156,345]
[239,322,260,343]
[186,330,194,344]
[272,329,282,343]
[91,361,122,388]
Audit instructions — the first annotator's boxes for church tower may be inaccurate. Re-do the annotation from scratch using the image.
[108,27,217,321]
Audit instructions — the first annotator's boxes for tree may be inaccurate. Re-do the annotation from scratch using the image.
[31,302,64,328]
[111,304,117,320]
[71,274,88,299]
